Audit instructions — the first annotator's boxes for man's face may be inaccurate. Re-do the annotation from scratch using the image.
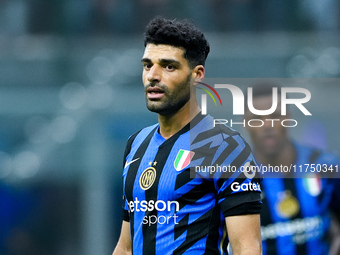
[245,95,289,157]
[141,44,193,115]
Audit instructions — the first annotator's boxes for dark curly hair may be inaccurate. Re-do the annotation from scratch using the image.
[144,16,210,68]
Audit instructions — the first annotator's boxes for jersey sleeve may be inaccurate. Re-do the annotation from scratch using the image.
[328,158,340,214]
[122,195,130,222]
[331,180,340,214]
[211,133,262,217]
[120,131,141,222]
[315,151,340,214]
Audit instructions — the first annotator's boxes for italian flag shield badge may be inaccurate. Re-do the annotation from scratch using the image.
[303,175,322,196]
[174,149,195,171]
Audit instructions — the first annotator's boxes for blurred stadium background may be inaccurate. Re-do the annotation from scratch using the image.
[0,0,339,254]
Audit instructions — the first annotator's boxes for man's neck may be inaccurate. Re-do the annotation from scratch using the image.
[158,101,200,140]
[255,140,296,167]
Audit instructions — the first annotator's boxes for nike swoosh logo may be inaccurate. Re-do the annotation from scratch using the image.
[124,158,140,168]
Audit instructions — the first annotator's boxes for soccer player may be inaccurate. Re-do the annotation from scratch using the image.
[112,17,262,255]
[244,83,340,255]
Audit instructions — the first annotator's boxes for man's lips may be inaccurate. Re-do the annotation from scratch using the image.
[146,87,165,99]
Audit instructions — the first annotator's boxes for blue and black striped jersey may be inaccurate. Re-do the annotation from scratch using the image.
[121,114,262,255]
[260,143,340,255]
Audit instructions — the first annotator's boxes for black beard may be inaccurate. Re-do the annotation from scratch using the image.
[145,75,192,116]
[146,93,190,116]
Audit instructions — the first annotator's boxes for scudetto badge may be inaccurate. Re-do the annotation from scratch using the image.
[275,191,300,219]
[139,167,156,190]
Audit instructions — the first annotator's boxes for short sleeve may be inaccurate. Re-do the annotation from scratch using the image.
[122,194,130,222]
[216,162,262,217]
[120,132,141,222]
[316,152,340,214]
[211,133,262,217]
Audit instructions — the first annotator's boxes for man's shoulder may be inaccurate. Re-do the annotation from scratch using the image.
[295,143,340,164]
[124,123,158,150]
[191,115,250,156]
[212,119,242,137]
[192,115,246,143]
[128,123,158,141]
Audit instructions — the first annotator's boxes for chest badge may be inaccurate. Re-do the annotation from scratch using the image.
[275,191,300,219]
[303,174,322,196]
[174,149,195,171]
[139,167,156,190]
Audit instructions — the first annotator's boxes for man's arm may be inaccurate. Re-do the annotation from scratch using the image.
[225,214,262,255]
[112,221,132,255]
[330,213,340,255]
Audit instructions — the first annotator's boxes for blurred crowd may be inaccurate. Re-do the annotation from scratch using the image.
[0,0,339,36]
[0,1,340,255]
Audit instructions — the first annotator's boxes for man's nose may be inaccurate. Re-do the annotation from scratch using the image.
[147,65,161,83]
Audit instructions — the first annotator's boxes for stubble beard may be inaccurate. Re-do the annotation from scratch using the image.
[145,75,192,116]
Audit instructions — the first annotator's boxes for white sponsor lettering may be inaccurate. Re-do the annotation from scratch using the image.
[231,182,261,192]
[128,197,179,213]
[261,216,324,244]
[142,214,179,226]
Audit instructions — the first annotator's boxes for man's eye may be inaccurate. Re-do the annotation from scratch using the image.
[143,63,152,70]
[165,65,175,71]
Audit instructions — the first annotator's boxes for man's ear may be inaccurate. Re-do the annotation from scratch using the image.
[192,65,205,84]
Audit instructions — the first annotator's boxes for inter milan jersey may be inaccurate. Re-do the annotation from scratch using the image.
[261,143,340,255]
[121,114,262,255]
